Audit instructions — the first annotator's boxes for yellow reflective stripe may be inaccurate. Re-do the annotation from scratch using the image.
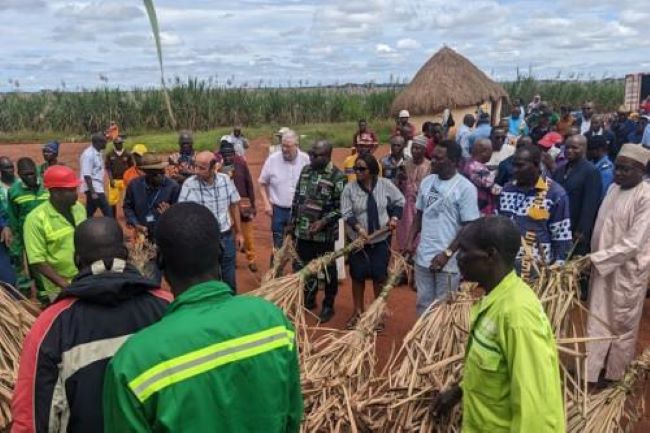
[14,194,48,204]
[128,326,294,403]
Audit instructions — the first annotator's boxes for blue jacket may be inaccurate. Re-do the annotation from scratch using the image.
[552,158,602,252]
[123,176,180,235]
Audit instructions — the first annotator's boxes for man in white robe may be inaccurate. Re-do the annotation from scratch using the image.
[586,143,650,384]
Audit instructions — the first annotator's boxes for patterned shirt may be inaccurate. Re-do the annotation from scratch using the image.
[380,154,408,184]
[462,159,496,215]
[290,162,346,243]
[498,177,572,264]
[167,152,196,184]
[178,174,240,233]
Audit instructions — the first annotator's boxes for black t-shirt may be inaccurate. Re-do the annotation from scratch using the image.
[106,150,132,180]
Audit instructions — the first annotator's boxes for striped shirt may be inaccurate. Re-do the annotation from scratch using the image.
[341,177,405,244]
[179,174,240,232]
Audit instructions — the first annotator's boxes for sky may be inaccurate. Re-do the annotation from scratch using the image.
[2,0,650,91]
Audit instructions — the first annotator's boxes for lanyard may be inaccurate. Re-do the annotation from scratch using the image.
[147,189,162,213]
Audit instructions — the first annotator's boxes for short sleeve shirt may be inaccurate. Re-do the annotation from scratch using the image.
[23,201,87,295]
[178,174,241,232]
[258,151,310,208]
[415,173,480,271]
[80,146,105,193]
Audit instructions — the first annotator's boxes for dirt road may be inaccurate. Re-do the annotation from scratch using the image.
[1,138,647,431]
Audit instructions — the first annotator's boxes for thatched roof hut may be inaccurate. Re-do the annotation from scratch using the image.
[391,47,508,125]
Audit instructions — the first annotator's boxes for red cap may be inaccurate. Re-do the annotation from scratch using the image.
[43,165,81,189]
[537,131,563,149]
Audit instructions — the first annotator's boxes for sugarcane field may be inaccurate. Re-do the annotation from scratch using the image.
[3,1,650,433]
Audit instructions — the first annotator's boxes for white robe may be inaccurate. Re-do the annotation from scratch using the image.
[586,181,650,382]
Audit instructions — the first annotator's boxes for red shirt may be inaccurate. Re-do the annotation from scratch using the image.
[424,136,438,160]
[353,130,378,146]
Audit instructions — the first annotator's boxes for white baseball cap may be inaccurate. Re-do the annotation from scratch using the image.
[399,109,410,118]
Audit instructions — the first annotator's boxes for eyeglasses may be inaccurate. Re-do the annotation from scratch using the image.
[582,107,593,110]
[353,166,368,172]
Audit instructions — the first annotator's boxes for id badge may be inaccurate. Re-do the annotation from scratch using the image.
[146,214,155,223]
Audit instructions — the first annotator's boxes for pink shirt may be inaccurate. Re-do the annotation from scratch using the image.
[258,151,310,208]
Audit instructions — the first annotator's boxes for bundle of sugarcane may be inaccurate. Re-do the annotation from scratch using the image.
[530,256,591,336]
[362,286,477,433]
[0,283,39,428]
[128,232,157,280]
[247,228,392,359]
[301,257,407,432]
[566,347,650,433]
[261,235,298,284]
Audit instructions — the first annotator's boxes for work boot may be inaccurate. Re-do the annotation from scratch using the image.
[304,291,317,310]
[319,306,335,323]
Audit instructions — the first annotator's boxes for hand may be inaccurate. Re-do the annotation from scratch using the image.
[134,225,148,235]
[308,219,327,235]
[157,202,171,214]
[235,233,244,251]
[356,226,368,240]
[1,227,12,248]
[388,217,398,231]
[110,179,116,188]
[429,252,450,272]
[402,246,415,261]
[264,203,273,217]
[431,385,462,419]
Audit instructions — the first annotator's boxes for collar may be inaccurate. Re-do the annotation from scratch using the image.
[596,155,611,166]
[114,149,125,157]
[90,258,127,275]
[512,176,548,192]
[166,280,232,315]
[475,271,519,316]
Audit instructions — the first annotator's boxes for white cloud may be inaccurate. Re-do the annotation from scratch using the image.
[396,38,420,50]
[2,0,650,91]
[375,43,393,54]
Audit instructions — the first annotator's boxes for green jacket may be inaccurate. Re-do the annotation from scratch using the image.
[103,281,303,433]
[461,271,564,433]
[7,180,49,250]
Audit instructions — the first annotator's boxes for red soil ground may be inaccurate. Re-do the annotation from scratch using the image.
[1,138,647,431]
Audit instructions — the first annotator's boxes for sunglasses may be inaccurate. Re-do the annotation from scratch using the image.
[353,166,368,172]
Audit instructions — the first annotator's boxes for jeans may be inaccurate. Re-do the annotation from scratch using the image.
[85,192,113,217]
[221,230,237,294]
[415,264,460,316]
[293,239,338,309]
[271,205,292,250]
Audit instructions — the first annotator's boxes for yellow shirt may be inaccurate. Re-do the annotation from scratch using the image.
[24,201,87,296]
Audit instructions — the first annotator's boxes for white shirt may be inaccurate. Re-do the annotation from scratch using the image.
[258,151,310,208]
[230,135,248,158]
[79,146,105,193]
[487,143,516,174]
[580,118,591,135]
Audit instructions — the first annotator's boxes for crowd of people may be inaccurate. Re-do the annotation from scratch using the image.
[0,94,648,432]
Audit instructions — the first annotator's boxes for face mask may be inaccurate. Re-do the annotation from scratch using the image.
[1,172,14,184]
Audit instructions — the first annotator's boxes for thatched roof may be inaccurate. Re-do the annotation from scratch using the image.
[391,47,508,116]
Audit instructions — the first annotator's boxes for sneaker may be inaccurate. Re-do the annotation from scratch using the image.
[319,306,335,323]
[248,263,258,273]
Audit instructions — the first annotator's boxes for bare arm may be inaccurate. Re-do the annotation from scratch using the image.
[404,210,423,254]
[32,262,69,290]
[258,183,273,216]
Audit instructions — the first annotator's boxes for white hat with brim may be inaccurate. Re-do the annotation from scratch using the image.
[618,143,650,166]
[399,110,410,118]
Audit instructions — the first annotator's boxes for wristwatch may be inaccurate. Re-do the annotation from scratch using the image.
[443,248,454,258]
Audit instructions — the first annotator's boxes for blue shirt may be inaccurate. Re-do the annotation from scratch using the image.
[123,176,180,234]
[498,177,572,264]
[593,155,614,199]
[415,173,480,272]
[468,123,492,152]
[642,124,650,148]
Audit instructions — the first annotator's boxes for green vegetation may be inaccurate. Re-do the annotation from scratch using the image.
[503,75,624,112]
[0,82,399,136]
[0,75,626,145]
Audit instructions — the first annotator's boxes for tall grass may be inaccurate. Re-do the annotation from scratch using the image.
[0,81,399,134]
[503,74,624,112]
[0,76,625,136]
